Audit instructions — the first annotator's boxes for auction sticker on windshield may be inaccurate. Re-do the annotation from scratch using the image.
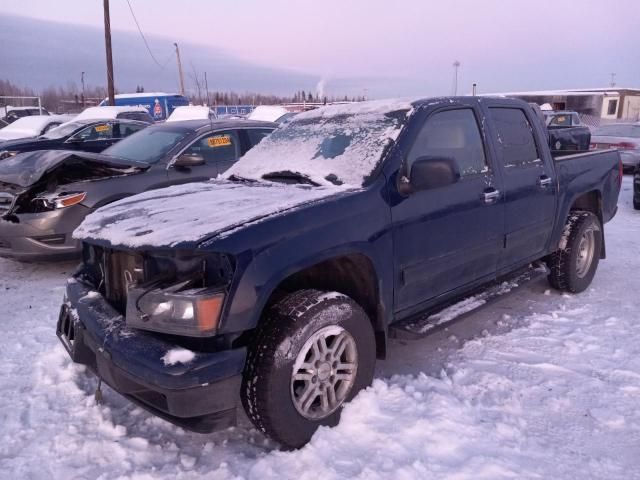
[208,135,232,148]
[94,124,110,133]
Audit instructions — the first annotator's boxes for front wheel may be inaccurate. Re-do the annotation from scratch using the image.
[547,211,602,293]
[241,289,376,449]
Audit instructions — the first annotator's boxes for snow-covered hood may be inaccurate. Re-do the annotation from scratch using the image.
[0,129,37,141]
[74,180,350,249]
[0,150,147,188]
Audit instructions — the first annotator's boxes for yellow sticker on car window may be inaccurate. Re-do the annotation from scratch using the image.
[94,124,110,133]
[208,135,232,148]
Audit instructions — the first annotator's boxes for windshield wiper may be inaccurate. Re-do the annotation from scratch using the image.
[262,171,320,186]
[228,174,257,183]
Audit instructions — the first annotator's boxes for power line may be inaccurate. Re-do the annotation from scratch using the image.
[125,0,170,69]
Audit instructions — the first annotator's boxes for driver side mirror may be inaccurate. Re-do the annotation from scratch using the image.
[174,153,205,168]
[407,156,461,191]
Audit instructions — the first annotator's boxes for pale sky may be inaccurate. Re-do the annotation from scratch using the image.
[1,0,639,96]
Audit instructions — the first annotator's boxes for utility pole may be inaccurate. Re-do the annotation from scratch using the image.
[81,71,86,108]
[609,73,616,88]
[174,43,186,96]
[204,71,210,106]
[103,0,115,106]
[452,60,461,96]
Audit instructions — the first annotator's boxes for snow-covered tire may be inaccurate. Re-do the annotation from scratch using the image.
[547,211,602,293]
[241,289,376,449]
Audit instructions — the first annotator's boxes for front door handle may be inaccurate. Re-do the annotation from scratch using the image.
[482,188,500,204]
[538,175,552,188]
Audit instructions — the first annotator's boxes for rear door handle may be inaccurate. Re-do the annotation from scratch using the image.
[482,188,500,204]
[538,175,552,188]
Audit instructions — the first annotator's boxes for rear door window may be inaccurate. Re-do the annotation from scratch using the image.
[408,108,488,176]
[114,122,146,139]
[182,131,239,165]
[247,128,274,147]
[489,108,539,167]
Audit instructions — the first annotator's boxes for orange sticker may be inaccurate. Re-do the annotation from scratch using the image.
[207,135,232,147]
[94,124,110,133]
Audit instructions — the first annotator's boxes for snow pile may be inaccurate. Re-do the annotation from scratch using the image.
[225,99,414,187]
[162,348,196,366]
[74,180,347,248]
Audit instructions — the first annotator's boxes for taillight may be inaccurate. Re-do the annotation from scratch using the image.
[614,142,636,150]
[589,143,597,150]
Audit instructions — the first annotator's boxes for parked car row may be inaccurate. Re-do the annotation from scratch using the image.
[37,97,620,449]
[0,117,275,259]
[591,122,640,173]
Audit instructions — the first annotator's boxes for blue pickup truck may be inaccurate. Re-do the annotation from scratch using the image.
[58,96,622,448]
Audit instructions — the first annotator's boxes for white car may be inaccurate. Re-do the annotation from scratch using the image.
[74,106,153,123]
[166,105,217,122]
[247,105,295,123]
[0,115,74,141]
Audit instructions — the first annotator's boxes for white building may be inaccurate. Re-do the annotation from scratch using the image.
[487,87,640,124]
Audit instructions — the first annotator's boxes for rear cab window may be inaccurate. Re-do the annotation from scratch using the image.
[489,108,540,168]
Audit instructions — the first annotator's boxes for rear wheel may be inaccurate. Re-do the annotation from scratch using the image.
[633,196,640,211]
[241,289,376,449]
[547,211,602,293]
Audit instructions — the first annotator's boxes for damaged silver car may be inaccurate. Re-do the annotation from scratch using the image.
[0,119,276,260]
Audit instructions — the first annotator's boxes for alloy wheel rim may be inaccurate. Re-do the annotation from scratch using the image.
[290,325,358,420]
[576,228,595,278]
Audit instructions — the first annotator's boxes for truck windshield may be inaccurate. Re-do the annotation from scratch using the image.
[102,127,190,164]
[225,101,411,187]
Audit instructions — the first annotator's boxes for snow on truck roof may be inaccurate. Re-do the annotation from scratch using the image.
[74,106,148,120]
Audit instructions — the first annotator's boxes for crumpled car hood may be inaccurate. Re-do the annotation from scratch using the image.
[0,150,147,187]
[74,180,349,249]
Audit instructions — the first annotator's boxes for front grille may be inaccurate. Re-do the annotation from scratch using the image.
[104,250,143,312]
[0,192,15,215]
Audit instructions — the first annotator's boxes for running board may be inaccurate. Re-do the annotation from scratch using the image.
[389,263,548,340]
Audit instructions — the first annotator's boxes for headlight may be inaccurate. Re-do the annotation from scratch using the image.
[33,191,87,210]
[0,150,18,160]
[126,281,225,337]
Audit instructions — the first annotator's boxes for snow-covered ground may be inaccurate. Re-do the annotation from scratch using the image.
[1,178,639,479]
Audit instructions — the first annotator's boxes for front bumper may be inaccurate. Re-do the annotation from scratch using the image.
[57,278,247,433]
[0,206,89,260]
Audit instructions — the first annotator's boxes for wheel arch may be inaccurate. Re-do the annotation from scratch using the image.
[240,251,388,359]
[568,190,605,258]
